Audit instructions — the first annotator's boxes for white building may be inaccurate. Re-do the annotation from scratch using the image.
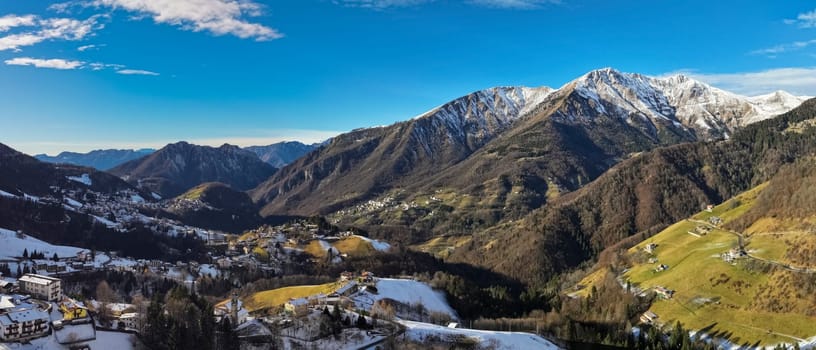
[118,313,139,330]
[0,308,50,341]
[18,274,62,302]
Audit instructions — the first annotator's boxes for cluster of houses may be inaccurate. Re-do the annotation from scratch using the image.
[687,225,711,237]
[721,247,747,264]
[0,273,63,342]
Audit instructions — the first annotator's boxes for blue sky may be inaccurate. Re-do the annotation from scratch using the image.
[2,0,816,155]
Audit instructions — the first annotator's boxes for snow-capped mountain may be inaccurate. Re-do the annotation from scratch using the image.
[408,86,554,151]
[252,68,808,221]
[562,68,808,140]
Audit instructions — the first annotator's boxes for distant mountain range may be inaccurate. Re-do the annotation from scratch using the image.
[35,141,319,171]
[0,143,141,197]
[35,149,155,171]
[109,142,277,198]
[245,141,319,168]
[250,68,809,243]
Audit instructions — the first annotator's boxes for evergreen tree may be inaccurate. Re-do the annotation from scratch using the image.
[22,248,28,259]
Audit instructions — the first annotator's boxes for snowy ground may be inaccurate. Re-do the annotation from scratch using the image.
[0,228,84,260]
[280,328,386,350]
[352,278,457,319]
[0,330,140,350]
[401,320,560,350]
[66,174,92,186]
[353,235,391,251]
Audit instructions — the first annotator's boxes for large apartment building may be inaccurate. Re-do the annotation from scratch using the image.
[18,274,62,302]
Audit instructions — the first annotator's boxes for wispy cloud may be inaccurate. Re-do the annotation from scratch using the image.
[77,43,98,51]
[335,0,433,9]
[4,57,84,70]
[670,67,816,96]
[54,0,282,41]
[751,39,816,57]
[336,0,558,9]
[5,56,154,75]
[785,9,816,28]
[466,0,560,9]
[117,69,159,76]
[0,15,102,52]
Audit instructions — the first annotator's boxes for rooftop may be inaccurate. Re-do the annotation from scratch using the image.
[19,274,60,285]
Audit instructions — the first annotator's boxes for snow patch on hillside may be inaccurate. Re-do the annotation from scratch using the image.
[0,227,84,260]
[67,173,92,186]
[353,278,457,319]
[401,320,561,350]
[353,235,391,251]
[0,190,18,198]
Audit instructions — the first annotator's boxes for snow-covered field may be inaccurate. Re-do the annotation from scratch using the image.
[0,330,140,350]
[0,228,84,260]
[354,235,391,251]
[401,320,560,350]
[66,174,92,186]
[353,278,457,319]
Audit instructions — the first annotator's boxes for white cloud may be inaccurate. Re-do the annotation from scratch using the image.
[0,15,101,52]
[786,9,816,28]
[4,57,85,70]
[0,15,37,32]
[466,0,560,9]
[672,67,816,96]
[336,0,558,9]
[77,44,97,51]
[117,69,159,76]
[89,62,124,70]
[62,0,282,40]
[336,0,433,9]
[5,56,148,74]
[751,39,816,57]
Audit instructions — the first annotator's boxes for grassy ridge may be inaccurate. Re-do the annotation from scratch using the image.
[242,282,342,312]
[622,184,816,345]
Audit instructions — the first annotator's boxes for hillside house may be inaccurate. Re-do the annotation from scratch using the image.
[709,216,723,226]
[331,281,358,298]
[18,274,61,302]
[654,286,674,299]
[644,243,658,254]
[284,298,309,317]
[214,293,248,326]
[640,311,658,324]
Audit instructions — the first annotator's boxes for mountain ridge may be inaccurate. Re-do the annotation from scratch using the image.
[110,141,277,198]
[251,68,807,238]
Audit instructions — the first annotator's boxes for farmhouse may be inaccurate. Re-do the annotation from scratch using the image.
[644,243,658,254]
[654,286,675,299]
[640,311,659,324]
[284,298,309,317]
[18,274,61,302]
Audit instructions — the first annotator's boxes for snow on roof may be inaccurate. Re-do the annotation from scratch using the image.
[19,274,60,285]
[0,296,14,309]
[1,308,49,324]
[288,298,309,306]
